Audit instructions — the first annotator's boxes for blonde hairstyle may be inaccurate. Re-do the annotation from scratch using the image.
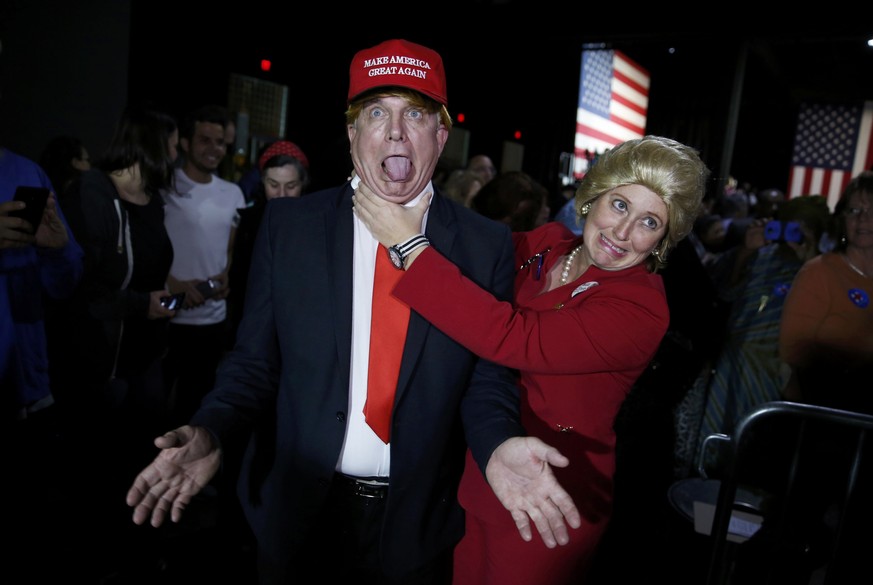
[575,135,709,271]
[346,88,452,130]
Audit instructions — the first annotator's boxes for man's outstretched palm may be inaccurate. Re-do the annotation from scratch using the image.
[126,425,222,527]
[486,436,582,548]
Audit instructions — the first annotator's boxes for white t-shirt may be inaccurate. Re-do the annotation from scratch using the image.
[162,168,244,326]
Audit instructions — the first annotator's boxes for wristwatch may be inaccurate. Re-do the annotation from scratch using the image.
[387,234,430,269]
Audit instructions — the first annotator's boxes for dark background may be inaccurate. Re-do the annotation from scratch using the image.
[3,1,872,197]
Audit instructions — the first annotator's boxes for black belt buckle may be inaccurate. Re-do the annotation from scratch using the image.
[338,474,388,499]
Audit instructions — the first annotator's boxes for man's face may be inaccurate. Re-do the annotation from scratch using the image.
[347,95,448,204]
[182,121,226,174]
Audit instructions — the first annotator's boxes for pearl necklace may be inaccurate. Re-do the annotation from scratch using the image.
[844,255,870,279]
[560,245,585,284]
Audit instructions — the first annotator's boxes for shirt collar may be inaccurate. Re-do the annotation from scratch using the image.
[350,175,432,207]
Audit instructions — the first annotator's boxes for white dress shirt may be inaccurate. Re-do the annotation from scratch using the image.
[337,176,431,478]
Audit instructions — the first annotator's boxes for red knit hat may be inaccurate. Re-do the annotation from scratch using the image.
[258,140,309,171]
[347,39,447,106]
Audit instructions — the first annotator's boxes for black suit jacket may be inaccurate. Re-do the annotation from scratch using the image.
[192,183,522,582]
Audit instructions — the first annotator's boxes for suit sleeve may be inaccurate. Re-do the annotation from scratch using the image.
[394,246,668,376]
[454,229,525,472]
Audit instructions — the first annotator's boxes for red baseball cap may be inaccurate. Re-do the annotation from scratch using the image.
[347,39,447,106]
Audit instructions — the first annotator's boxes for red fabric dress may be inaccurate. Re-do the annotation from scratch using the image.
[392,221,669,584]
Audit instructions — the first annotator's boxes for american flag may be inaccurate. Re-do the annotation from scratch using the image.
[787,100,873,209]
[573,49,650,179]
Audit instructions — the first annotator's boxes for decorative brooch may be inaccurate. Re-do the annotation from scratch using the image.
[519,248,551,281]
[849,288,870,309]
[571,281,599,297]
[554,281,600,310]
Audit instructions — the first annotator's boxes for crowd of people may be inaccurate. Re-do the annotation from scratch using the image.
[3,36,871,585]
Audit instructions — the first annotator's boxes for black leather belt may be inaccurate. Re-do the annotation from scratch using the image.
[334,474,389,499]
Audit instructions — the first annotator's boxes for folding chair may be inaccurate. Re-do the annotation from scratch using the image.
[702,401,873,585]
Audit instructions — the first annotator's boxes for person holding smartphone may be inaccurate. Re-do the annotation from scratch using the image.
[1,185,63,248]
[1,148,83,411]
[694,195,832,468]
[2,145,83,582]
[43,105,181,577]
[160,104,245,428]
[8,185,50,235]
[50,105,181,438]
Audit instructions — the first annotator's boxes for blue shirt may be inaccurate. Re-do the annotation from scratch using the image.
[555,199,584,235]
[0,148,83,415]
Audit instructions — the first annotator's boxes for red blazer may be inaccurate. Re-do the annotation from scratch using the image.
[393,221,669,525]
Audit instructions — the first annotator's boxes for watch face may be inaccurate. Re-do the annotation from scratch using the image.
[388,246,404,269]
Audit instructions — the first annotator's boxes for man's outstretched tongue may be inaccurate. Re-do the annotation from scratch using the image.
[384,156,411,181]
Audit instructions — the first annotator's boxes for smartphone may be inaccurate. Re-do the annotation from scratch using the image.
[160,292,186,311]
[10,186,50,233]
[764,220,803,243]
[195,278,218,299]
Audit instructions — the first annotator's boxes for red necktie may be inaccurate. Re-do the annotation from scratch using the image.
[364,246,410,443]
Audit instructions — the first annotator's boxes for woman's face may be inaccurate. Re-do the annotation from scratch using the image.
[845,191,873,251]
[580,184,668,271]
[263,164,303,199]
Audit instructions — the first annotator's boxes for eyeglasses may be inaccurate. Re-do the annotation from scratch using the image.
[844,207,872,219]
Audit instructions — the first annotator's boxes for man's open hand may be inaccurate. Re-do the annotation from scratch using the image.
[126,425,221,527]
[486,436,582,548]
